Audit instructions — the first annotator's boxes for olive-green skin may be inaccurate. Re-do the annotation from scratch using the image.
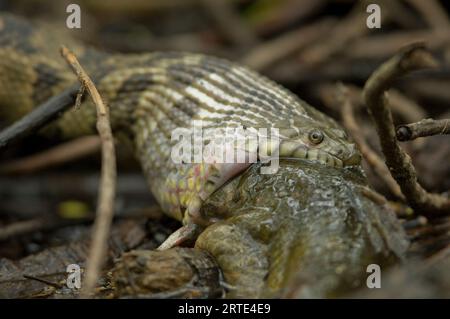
[197,160,409,298]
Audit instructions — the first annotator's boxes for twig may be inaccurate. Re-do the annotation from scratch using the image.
[337,85,405,200]
[298,2,378,65]
[0,216,93,241]
[424,242,450,266]
[0,218,46,241]
[320,83,422,199]
[388,90,427,123]
[201,0,258,47]
[405,78,450,105]
[383,0,423,29]
[397,118,450,141]
[409,218,450,241]
[23,274,63,289]
[61,46,117,298]
[406,0,450,30]
[0,136,101,174]
[345,29,450,60]
[86,0,212,15]
[249,0,326,36]
[363,43,450,216]
[320,83,426,124]
[402,216,428,230]
[240,18,334,71]
[0,85,80,150]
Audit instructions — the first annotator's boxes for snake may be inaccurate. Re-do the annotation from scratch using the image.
[0,14,409,298]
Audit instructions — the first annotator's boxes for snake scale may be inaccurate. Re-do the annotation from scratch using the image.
[0,14,409,298]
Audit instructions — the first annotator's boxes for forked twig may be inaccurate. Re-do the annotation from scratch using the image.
[363,43,450,216]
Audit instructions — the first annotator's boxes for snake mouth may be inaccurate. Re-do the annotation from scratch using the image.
[289,148,360,168]
[342,153,362,166]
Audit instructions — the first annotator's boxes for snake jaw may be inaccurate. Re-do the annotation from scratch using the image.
[281,144,346,168]
[307,150,344,167]
[342,152,362,166]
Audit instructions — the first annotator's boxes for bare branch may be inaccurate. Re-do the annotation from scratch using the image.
[0,85,79,150]
[61,46,117,297]
[0,136,101,174]
[363,43,450,216]
[397,118,450,141]
[240,19,334,71]
[0,218,46,241]
[201,0,258,47]
[337,85,405,200]
[298,2,378,65]
[406,0,450,30]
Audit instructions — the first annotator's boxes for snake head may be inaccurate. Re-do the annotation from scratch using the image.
[306,126,361,167]
[278,124,361,168]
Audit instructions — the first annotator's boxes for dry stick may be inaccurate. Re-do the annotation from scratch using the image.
[345,30,450,60]
[407,0,450,30]
[298,1,377,65]
[250,0,326,36]
[397,118,450,141]
[337,85,405,200]
[0,85,80,150]
[23,274,63,289]
[87,0,202,14]
[406,78,450,105]
[383,0,423,28]
[0,216,93,241]
[318,84,406,200]
[60,46,117,298]
[388,90,427,123]
[201,0,258,47]
[240,18,335,71]
[0,135,101,174]
[322,83,427,124]
[0,218,46,241]
[363,43,450,216]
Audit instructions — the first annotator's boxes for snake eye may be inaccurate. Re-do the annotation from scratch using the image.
[308,130,324,144]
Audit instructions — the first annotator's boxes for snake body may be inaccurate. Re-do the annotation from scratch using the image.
[0,14,409,297]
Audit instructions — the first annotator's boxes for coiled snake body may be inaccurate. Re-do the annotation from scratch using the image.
[0,14,408,298]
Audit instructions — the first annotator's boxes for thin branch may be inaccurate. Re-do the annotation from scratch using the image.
[0,216,93,241]
[23,274,63,289]
[383,0,424,29]
[397,118,450,141]
[240,18,334,71]
[298,2,377,65]
[157,223,202,251]
[337,85,405,200]
[363,43,450,216]
[388,90,427,123]
[201,0,258,47]
[406,0,450,30]
[318,84,426,123]
[0,85,80,150]
[61,46,117,298]
[0,218,46,241]
[0,136,101,174]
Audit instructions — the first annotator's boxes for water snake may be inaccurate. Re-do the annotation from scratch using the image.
[0,14,409,298]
